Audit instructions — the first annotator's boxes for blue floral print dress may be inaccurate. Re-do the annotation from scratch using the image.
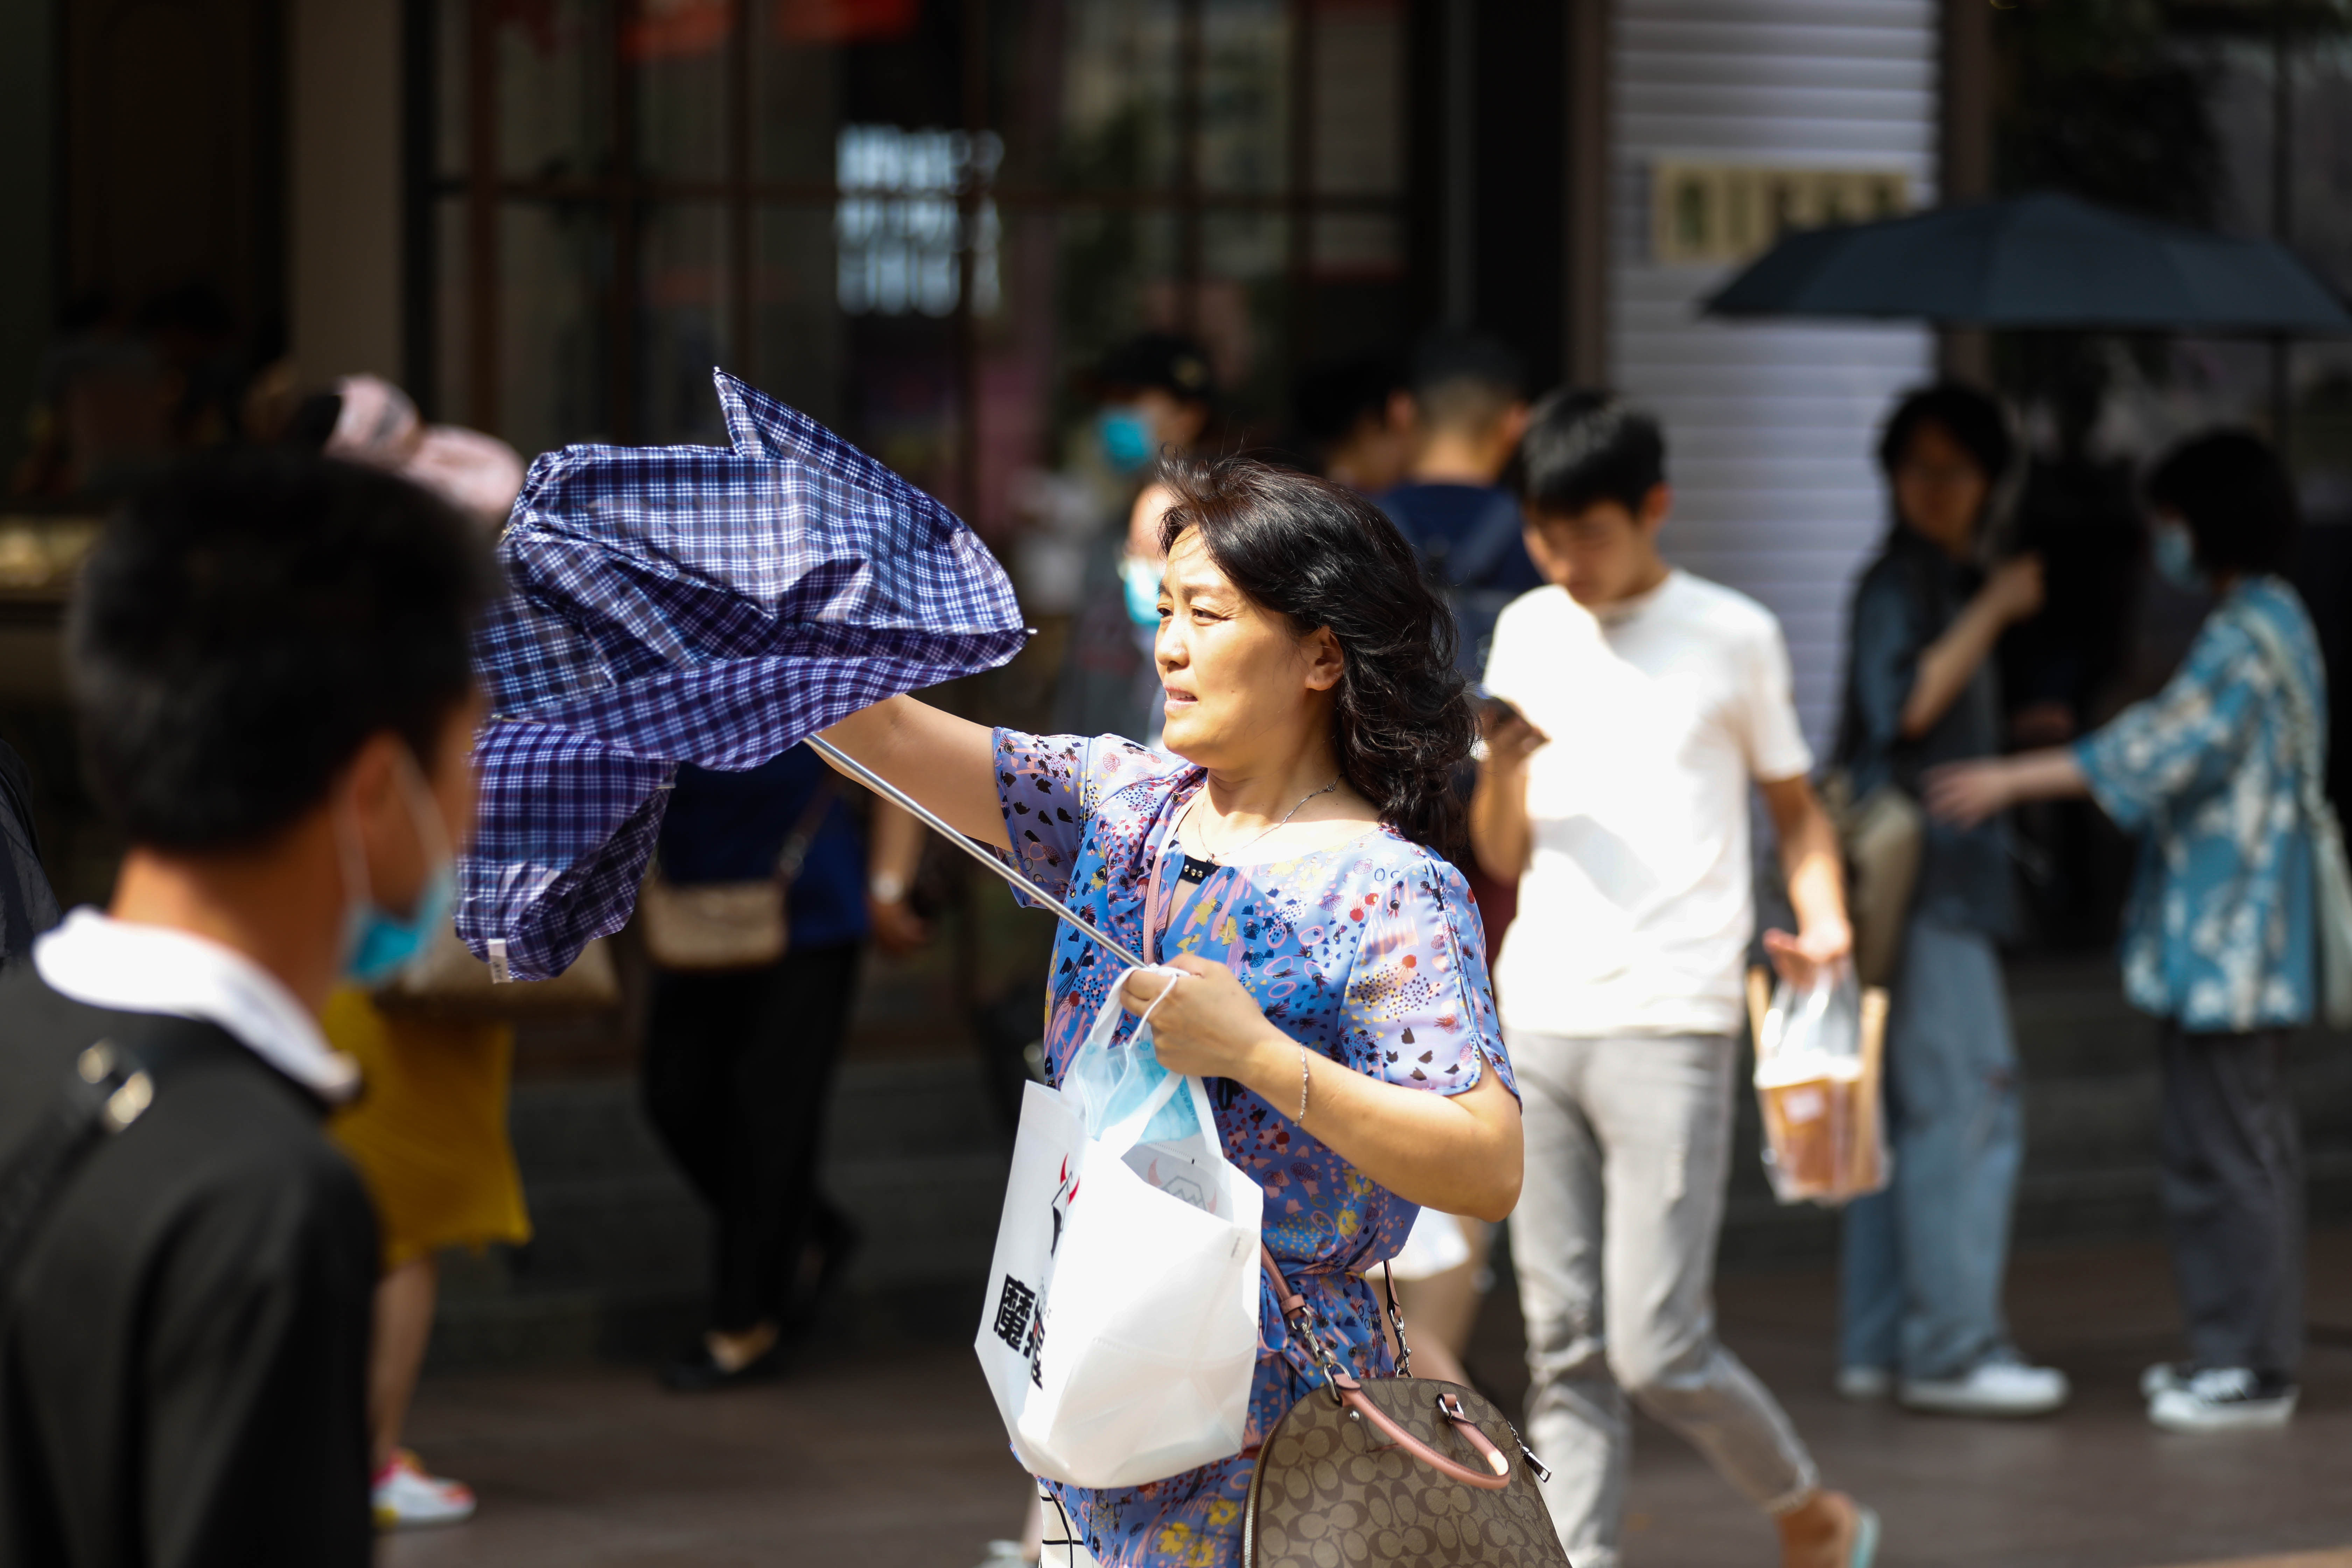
[993,728,1517,1568]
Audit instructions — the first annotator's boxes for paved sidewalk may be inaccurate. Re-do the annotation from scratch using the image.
[389,1232,2352,1568]
[383,1347,1026,1567]
[1518,1233,2352,1568]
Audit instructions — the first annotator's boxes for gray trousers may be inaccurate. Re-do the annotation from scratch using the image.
[2160,1023,2304,1378]
[1508,1030,1818,1568]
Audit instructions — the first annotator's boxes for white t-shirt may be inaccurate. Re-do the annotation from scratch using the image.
[1482,572,1813,1038]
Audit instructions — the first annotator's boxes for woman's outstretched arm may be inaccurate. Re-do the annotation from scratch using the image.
[817,695,1008,848]
[1923,747,2088,828]
[1119,959,1525,1222]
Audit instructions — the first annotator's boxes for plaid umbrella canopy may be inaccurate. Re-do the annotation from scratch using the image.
[457,369,1029,981]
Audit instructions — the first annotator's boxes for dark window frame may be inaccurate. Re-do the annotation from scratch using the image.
[404,0,1415,514]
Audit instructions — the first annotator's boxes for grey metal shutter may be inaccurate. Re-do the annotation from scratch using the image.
[1612,0,1940,750]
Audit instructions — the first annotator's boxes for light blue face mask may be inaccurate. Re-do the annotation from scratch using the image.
[1120,554,1163,628]
[1097,406,1154,474]
[2154,519,2207,593]
[337,749,458,985]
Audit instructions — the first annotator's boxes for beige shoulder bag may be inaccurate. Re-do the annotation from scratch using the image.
[638,779,839,972]
[1817,768,1923,990]
[2235,600,2352,1029]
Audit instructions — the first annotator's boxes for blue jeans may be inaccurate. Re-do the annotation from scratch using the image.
[1839,915,2024,1380]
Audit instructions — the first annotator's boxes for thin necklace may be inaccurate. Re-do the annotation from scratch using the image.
[1186,778,1340,865]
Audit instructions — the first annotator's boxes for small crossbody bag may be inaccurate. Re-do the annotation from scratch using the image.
[639,779,839,972]
[1244,1250,1570,1568]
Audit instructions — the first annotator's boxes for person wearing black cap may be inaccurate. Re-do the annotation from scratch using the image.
[1088,332,1217,478]
[1054,334,1219,745]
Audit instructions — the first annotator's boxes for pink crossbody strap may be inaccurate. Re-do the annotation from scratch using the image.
[1257,1247,1512,1491]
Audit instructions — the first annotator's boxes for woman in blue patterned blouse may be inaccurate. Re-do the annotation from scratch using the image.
[819,459,1526,1568]
[1928,430,2321,1435]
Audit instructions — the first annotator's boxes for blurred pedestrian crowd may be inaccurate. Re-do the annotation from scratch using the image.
[0,307,2335,1568]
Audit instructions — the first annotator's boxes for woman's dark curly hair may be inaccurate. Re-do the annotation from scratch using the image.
[1156,457,1478,863]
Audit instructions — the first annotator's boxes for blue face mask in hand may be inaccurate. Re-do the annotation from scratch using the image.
[337,747,458,984]
[1096,406,1154,474]
[2154,518,2208,593]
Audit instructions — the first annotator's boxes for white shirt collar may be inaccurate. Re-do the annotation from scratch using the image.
[33,909,361,1102]
[1589,568,1680,627]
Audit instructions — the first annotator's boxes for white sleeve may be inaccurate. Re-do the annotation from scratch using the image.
[1740,615,1815,783]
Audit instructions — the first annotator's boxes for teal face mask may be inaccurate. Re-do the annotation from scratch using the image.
[1097,407,1154,474]
[1121,554,1163,628]
[2154,519,2207,593]
[337,748,458,985]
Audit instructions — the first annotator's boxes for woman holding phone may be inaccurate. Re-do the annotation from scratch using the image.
[820,459,1522,1568]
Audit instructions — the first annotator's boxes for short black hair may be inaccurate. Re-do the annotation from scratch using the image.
[1293,355,1405,449]
[2146,428,2298,578]
[1520,389,1667,517]
[1410,329,1525,435]
[1877,383,2014,486]
[70,450,499,851]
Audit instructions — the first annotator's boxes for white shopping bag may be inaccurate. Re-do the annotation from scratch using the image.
[974,977,1265,1490]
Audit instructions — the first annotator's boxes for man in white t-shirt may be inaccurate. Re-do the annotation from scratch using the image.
[1472,392,1873,1568]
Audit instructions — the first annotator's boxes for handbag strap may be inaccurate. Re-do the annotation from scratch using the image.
[772,775,840,884]
[2234,593,2334,831]
[1381,1258,1412,1379]
[0,1036,186,1311]
[1257,1245,1512,1491]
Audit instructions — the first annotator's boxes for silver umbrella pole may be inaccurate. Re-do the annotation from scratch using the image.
[806,734,1148,971]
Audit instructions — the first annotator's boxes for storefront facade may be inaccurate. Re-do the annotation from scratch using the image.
[14,1,2351,763]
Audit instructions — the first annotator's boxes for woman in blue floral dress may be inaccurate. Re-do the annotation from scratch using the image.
[821,459,1524,1567]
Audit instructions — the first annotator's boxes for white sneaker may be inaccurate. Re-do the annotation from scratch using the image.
[1899,1356,2070,1416]
[2148,1367,2297,1432]
[1836,1365,1893,1401]
[2140,1360,2194,1400]
[372,1449,476,1531]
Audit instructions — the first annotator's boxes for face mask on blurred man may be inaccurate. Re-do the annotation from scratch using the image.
[337,747,457,983]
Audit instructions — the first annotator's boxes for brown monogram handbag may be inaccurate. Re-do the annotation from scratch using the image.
[1245,1249,1572,1568]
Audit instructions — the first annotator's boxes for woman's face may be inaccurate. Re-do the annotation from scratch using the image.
[1893,419,1989,556]
[1154,531,1344,769]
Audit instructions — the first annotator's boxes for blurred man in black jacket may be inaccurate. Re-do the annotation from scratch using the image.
[0,739,59,969]
[0,451,497,1567]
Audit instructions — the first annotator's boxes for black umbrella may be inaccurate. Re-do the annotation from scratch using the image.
[1703,191,2352,335]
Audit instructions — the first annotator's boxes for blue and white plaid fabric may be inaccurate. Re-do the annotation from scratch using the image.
[459,369,1028,979]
